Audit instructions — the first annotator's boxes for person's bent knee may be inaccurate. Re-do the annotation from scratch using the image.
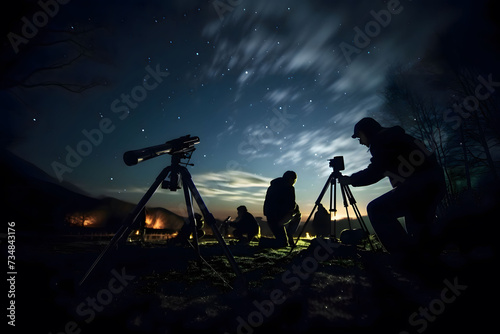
[367,198,383,218]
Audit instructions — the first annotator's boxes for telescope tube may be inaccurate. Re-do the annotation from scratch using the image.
[123,135,200,166]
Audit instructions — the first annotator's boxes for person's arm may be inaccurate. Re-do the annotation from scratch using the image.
[282,186,296,213]
[349,160,386,186]
[345,144,389,187]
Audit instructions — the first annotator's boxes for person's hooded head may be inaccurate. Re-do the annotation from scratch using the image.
[282,170,297,186]
[351,117,382,146]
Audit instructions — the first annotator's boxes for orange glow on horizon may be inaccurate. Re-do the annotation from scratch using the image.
[145,213,169,229]
[66,212,99,227]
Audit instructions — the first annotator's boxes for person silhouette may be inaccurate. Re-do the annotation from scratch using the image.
[229,206,260,244]
[264,171,301,247]
[312,203,331,238]
[338,118,446,256]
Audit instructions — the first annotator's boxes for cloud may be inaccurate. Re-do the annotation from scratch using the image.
[201,1,343,90]
[264,88,297,104]
[274,126,372,177]
[200,0,460,104]
[328,95,383,125]
[194,170,272,204]
[96,171,273,209]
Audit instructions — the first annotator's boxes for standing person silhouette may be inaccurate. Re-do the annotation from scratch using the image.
[338,118,446,256]
[264,171,301,247]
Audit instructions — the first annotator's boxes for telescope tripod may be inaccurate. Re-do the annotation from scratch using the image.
[79,153,244,288]
[293,170,376,251]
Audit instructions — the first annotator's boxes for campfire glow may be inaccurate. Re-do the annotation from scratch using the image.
[145,213,167,229]
[129,229,179,242]
[66,212,99,227]
[304,232,316,240]
[126,212,181,242]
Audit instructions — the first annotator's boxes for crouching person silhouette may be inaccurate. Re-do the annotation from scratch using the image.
[264,171,301,247]
[229,206,260,244]
[176,213,205,244]
[338,118,446,257]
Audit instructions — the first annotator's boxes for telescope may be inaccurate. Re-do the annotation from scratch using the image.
[81,133,245,288]
[123,135,200,166]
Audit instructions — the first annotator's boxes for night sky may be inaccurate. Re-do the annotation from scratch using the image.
[2,0,498,220]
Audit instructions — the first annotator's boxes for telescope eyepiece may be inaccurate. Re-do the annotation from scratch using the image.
[123,151,139,166]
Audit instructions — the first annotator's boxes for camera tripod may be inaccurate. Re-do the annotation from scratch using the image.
[293,166,376,251]
[79,151,244,288]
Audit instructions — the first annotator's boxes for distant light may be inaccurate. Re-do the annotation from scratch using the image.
[110,177,113,181]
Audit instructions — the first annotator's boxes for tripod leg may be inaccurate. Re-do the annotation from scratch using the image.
[332,177,338,240]
[182,181,200,257]
[294,172,336,247]
[344,184,376,251]
[340,184,352,230]
[293,203,318,249]
[79,166,172,286]
[179,167,244,281]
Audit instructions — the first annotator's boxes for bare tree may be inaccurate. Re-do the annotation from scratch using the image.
[1,14,109,146]
[380,62,500,208]
[379,64,456,205]
[449,68,499,180]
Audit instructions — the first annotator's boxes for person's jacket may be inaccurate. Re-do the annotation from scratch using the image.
[263,177,296,221]
[230,212,259,233]
[350,126,441,188]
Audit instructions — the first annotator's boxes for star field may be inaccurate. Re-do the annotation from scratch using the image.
[2,0,498,219]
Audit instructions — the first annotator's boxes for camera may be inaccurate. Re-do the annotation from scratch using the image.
[328,156,345,171]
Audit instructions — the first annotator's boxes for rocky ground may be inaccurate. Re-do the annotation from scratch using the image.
[11,233,498,334]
